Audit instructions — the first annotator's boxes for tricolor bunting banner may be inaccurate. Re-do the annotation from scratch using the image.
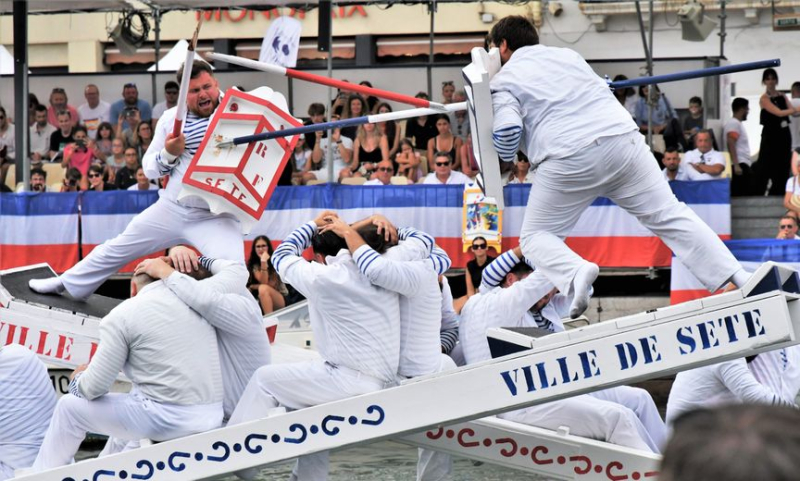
[671,238,800,304]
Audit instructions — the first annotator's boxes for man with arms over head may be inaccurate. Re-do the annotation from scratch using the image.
[423,151,470,185]
[30,61,245,300]
[683,129,725,179]
[724,97,754,196]
[0,345,57,480]
[77,84,111,139]
[488,15,748,319]
[110,82,152,131]
[662,146,706,182]
[32,266,223,471]
[229,211,401,481]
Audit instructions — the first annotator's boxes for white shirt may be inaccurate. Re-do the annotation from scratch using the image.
[666,359,790,427]
[723,117,752,166]
[152,101,174,122]
[314,137,354,175]
[353,228,451,378]
[785,176,800,195]
[363,179,389,186]
[163,258,271,420]
[294,149,311,172]
[0,123,15,160]
[423,170,471,185]
[491,45,637,166]
[790,98,800,151]
[662,164,708,182]
[460,250,555,365]
[29,123,56,158]
[77,101,111,139]
[127,182,160,191]
[439,276,459,355]
[0,345,57,470]
[144,105,214,208]
[750,346,800,405]
[273,221,401,383]
[75,281,223,406]
[682,148,726,178]
[504,172,534,185]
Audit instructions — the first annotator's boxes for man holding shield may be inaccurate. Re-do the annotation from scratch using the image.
[30,61,244,299]
[487,16,749,318]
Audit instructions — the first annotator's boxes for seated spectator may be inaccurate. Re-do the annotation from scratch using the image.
[776,215,800,240]
[48,110,76,161]
[441,80,456,104]
[291,137,311,185]
[405,92,438,151]
[115,147,140,190]
[504,152,533,185]
[423,151,471,185]
[365,160,406,185]
[449,90,471,142]
[115,106,141,147]
[94,122,116,159]
[28,93,40,127]
[612,75,637,119]
[683,96,704,150]
[31,261,223,471]
[662,146,706,181]
[340,93,367,141]
[427,114,462,172]
[87,164,117,192]
[0,344,57,479]
[62,126,99,189]
[46,87,79,129]
[106,138,126,175]
[359,80,379,112]
[659,404,800,481]
[110,82,152,131]
[29,105,56,164]
[396,138,422,182]
[304,125,353,184]
[26,167,50,193]
[374,102,400,160]
[246,235,287,315]
[128,166,159,191]
[464,236,495,300]
[0,107,15,186]
[725,97,755,196]
[60,167,83,193]
[351,123,388,178]
[460,133,479,177]
[303,103,326,151]
[152,81,179,124]
[683,129,725,178]
[636,85,684,150]
[330,83,350,118]
[132,121,153,159]
[77,84,111,140]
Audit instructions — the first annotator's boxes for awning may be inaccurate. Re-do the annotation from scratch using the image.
[234,40,355,61]
[376,35,484,57]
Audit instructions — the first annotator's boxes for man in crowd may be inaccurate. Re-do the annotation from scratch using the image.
[364,159,402,185]
[230,211,400,480]
[29,105,56,164]
[776,215,799,240]
[449,90,470,142]
[77,84,111,139]
[683,129,725,179]
[32,264,224,470]
[46,88,79,129]
[488,15,748,319]
[27,167,49,192]
[662,146,706,182]
[0,345,57,480]
[152,81,179,123]
[304,124,353,184]
[48,111,75,162]
[110,82,152,130]
[724,97,754,196]
[423,151,470,185]
[682,96,704,150]
[304,103,326,151]
[30,61,245,300]
[127,166,159,191]
[114,147,140,190]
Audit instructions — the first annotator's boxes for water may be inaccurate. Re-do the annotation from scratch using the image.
[80,441,545,480]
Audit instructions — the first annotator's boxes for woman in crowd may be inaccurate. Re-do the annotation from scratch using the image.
[453,236,497,313]
[0,106,15,187]
[351,122,388,178]
[60,167,83,193]
[612,74,637,119]
[291,138,311,185]
[247,235,287,315]
[62,126,97,191]
[340,93,367,141]
[427,114,462,172]
[128,166,159,191]
[374,102,400,162]
[94,122,116,158]
[359,80,380,113]
[133,121,153,159]
[395,138,422,182]
[405,92,439,152]
[758,68,796,196]
[86,163,116,192]
[104,138,126,184]
[505,152,533,185]
[441,80,456,104]
[28,93,41,126]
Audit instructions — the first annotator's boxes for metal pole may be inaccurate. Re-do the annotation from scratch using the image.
[428,0,435,99]
[326,2,335,183]
[718,0,727,58]
[648,0,655,151]
[152,6,161,108]
[635,1,654,149]
[12,0,29,192]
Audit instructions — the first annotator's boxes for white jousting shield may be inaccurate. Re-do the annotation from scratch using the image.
[179,87,302,234]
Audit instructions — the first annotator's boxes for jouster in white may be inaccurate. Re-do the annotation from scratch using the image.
[0,345,56,481]
[749,346,800,406]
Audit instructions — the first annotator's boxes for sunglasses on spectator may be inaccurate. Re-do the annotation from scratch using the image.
[52,88,65,93]
[471,244,487,250]
[88,173,101,178]
[442,81,454,86]
[124,83,137,88]
[377,167,393,172]
[780,224,795,229]
[435,162,450,167]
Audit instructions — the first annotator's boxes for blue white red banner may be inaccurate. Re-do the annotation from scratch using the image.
[1,180,729,273]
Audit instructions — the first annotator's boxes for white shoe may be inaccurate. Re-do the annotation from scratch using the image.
[29,277,65,295]
[569,263,599,319]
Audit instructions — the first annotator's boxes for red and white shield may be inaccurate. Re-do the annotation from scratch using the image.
[179,87,302,234]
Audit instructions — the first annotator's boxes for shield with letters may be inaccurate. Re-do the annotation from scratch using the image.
[179,87,302,234]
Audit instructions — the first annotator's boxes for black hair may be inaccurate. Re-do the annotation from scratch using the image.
[731,97,749,113]
[503,262,533,284]
[34,104,48,114]
[31,167,46,179]
[164,80,179,91]
[311,231,347,258]
[308,102,326,117]
[488,15,539,52]
[247,235,276,286]
[177,60,214,85]
[762,68,778,84]
[689,96,703,106]
[434,150,453,164]
[356,224,389,254]
[664,146,680,155]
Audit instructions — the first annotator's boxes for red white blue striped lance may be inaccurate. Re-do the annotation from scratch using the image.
[216,102,467,148]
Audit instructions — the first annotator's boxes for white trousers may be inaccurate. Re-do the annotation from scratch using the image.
[32,392,222,471]
[415,355,458,481]
[498,393,657,453]
[229,360,388,481]
[0,462,13,481]
[60,198,243,299]
[589,386,667,452]
[520,131,741,294]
